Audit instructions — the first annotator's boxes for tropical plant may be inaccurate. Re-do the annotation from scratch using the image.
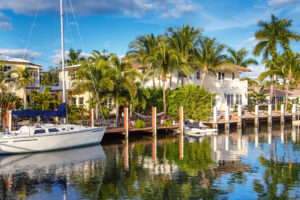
[6,67,34,108]
[167,84,215,121]
[167,24,201,86]
[226,48,258,68]
[29,87,60,110]
[254,14,300,106]
[41,69,59,86]
[248,86,267,105]
[134,119,146,128]
[240,77,259,87]
[66,48,86,66]
[194,37,226,87]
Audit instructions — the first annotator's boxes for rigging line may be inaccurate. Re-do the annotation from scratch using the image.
[68,0,104,118]
[64,0,75,51]
[23,0,42,59]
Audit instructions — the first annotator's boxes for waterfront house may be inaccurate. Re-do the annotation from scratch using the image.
[0,55,41,108]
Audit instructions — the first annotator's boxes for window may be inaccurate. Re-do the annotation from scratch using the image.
[218,72,221,80]
[196,70,201,80]
[232,73,235,80]
[71,97,77,105]
[226,94,234,108]
[222,72,225,80]
[34,129,46,134]
[48,128,59,133]
[236,94,239,104]
[79,97,84,105]
[3,66,11,78]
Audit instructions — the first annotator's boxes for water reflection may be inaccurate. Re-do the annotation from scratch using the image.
[0,125,299,199]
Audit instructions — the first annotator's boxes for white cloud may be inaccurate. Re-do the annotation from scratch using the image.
[0,12,12,30]
[0,0,200,18]
[161,1,200,18]
[241,64,266,78]
[268,0,300,7]
[238,37,259,49]
[0,48,41,59]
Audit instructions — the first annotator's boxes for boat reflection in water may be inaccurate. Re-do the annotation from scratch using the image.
[0,145,106,199]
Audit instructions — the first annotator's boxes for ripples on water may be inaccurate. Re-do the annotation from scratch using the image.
[0,124,299,200]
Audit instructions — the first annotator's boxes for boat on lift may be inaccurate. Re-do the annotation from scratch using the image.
[179,120,218,137]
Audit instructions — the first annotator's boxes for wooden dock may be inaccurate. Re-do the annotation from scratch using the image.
[105,125,179,134]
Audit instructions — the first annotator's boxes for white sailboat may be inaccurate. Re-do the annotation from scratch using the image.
[0,0,106,154]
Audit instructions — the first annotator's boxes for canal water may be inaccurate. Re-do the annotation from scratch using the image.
[0,124,299,199]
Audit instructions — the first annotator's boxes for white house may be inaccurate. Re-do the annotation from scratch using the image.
[133,61,251,110]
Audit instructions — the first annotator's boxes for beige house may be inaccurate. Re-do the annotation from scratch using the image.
[0,55,41,108]
[53,65,92,109]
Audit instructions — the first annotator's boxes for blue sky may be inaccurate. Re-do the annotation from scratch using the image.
[0,0,300,77]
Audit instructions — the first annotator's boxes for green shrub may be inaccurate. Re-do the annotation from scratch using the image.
[134,119,146,128]
[161,120,173,126]
[167,84,215,121]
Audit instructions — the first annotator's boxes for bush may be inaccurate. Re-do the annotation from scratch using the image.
[134,119,146,128]
[161,120,173,126]
[167,84,215,121]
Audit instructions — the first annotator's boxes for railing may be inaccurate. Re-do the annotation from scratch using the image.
[28,79,40,87]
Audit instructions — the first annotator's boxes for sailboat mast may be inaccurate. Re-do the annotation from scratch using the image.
[60,0,66,123]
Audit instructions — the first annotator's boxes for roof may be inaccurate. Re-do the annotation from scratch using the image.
[219,64,251,72]
[248,86,300,96]
[0,55,41,67]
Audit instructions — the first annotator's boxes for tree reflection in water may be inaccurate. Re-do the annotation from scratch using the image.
[0,125,298,199]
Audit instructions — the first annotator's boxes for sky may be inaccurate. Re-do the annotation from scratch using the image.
[0,0,300,78]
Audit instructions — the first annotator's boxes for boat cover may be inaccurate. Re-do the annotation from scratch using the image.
[12,103,66,117]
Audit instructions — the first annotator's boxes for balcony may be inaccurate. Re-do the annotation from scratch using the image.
[27,79,40,88]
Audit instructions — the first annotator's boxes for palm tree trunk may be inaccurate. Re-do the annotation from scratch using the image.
[162,75,166,116]
[129,103,133,117]
[24,88,27,109]
[285,79,289,112]
[270,75,274,108]
[181,74,184,86]
[169,74,172,89]
[152,77,155,88]
[200,71,207,87]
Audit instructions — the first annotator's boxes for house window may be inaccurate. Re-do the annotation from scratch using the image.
[71,97,77,105]
[222,72,225,80]
[236,94,239,104]
[232,73,235,80]
[218,72,221,80]
[196,70,201,80]
[227,94,234,108]
[79,97,84,105]
[3,66,11,78]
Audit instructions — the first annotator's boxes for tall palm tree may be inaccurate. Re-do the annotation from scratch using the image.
[128,34,162,88]
[240,77,259,87]
[146,39,178,115]
[194,37,226,87]
[280,50,300,110]
[167,24,201,86]
[66,48,85,66]
[226,48,258,68]
[6,67,34,108]
[253,14,300,106]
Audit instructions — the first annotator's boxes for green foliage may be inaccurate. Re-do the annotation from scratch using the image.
[134,119,146,128]
[29,87,59,110]
[161,120,173,126]
[41,69,59,86]
[167,84,215,121]
[145,88,164,112]
[67,105,89,124]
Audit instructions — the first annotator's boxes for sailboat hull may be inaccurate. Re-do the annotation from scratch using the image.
[0,127,106,154]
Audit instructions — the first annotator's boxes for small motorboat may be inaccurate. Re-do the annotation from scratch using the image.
[183,120,217,137]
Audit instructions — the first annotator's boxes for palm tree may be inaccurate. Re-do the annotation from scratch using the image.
[66,48,85,66]
[280,50,300,110]
[29,87,59,110]
[41,69,59,86]
[167,24,201,86]
[147,39,178,115]
[240,77,259,87]
[226,48,258,68]
[249,86,267,105]
[128,34,162,88]
[194,37,226,87]
[6,67,34,108]
[253,14,300,106]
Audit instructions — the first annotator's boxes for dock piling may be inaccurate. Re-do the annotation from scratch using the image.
[225,106,230,130]
[237,105,242,129]
[89,108,94,127]
[179,106,184,134]
[124,107,129,139]
[213,106,218,129]
[254,105,259,127]
[268,104,272,126]
[280,104,285,125]
[152,107,157,136]
[8,110,12,132]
